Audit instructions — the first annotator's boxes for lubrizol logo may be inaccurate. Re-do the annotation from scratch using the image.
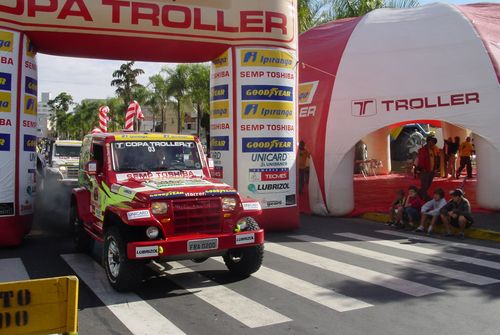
[351,99,377,117]
[210,101,229,119]
[299,81,319,105]
[242,101,293,120]
[241,49,294,69]
[0,32,13,53]
[212,50,228,68]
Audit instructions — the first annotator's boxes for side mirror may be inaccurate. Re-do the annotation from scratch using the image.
[207,157,215,176]
[85,160,99,175]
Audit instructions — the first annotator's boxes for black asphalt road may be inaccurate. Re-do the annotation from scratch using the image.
[1,210,500,335]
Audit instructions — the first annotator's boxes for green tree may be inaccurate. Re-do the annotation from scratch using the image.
[186,64,210,138]
[111,61,145,105]
[328,0,419,19]
[164,64,189,134]
[105,97,126,132]
[48,92,74,139]
[147,73,170,132]
[298,0,332,33]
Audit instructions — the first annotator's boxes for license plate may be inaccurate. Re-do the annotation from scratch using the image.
[187,238,219,252]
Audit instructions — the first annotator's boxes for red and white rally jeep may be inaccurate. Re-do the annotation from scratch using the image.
[70,132,264,291]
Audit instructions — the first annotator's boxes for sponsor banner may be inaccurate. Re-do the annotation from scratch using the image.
[241,84,293,101]
[242,137,293,153]
[299,81,319,105]
[240,49,294,69]
[242,202,261,211]
[26,38,36,58]
[236,47,297,209]
[210,136,229,151]
[127,210,151,221]
[236,233,255,245]
[210,100,230,119]
[136,246,159,258]
[210,49,234,185]
[0,29,18,215]
[18,35,37,215]
[242,101,293,120]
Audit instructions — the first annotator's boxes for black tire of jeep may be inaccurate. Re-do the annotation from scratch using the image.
[223,218,264,277]
[103,226,144,292]
[70,203,92,253]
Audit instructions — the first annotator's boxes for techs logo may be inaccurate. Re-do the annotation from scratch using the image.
[249,168,289,182]
[0,32,13,53]
[211,85,229,101]
[23,134,36,152]
[210,101,229,119]
[242,85,293,102]
[210,136,229,151]
[241,49,294,69]
[0,133,10,151]
[299,81,319,105]
[242,137,293,153]
[25,77,37,96]
[352,99,377,117]
[0,73,12,91]
[242,101,293,120]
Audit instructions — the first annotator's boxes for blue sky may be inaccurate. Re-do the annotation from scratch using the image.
[37,0,498,103]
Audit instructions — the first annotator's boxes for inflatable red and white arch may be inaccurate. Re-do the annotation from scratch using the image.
[299,3,500,215]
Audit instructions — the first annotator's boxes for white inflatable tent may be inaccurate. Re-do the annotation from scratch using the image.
[299,3,500,215]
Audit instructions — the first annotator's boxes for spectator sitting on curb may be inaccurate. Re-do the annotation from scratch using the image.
[440,188,474,239]
[396,186,423,230]
[415,188,447,235]
[387,189,405,226]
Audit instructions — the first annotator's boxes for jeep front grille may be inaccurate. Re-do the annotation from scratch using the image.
[66,166,79,179]
[172,198,222,234]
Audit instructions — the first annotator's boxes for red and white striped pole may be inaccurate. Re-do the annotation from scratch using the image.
[99,105,110,132]
[125,100,140,131]
[91,127,102,134]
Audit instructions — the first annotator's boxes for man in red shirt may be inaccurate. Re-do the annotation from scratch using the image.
[416,137,438,200]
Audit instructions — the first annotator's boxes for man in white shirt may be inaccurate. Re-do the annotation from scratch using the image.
[415,188,447,234]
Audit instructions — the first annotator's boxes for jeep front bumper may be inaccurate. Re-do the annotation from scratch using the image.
[126,229,264,260]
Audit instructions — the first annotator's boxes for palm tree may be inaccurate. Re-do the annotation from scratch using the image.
[298,0,333,33]
[48,92,74,139]
[111,61,145,105]
[164,65,189,134]
[328,0,419,19]
[186,64,210,138]
[148,73,170,132]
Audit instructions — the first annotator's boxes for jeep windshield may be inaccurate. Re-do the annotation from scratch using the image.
[54,145,81,157]
[112,140,203,173]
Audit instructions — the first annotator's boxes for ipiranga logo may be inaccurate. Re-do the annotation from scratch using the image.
[210,101,229,119]
[242,137,294,153]
[0,32,13,53]
[242,101,293,120]
[242,85,293,102]
[241,49,294,69]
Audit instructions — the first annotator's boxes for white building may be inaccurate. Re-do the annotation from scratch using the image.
[37,92,52,138]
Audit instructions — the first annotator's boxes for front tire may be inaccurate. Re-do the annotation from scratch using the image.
[103,226,144,292]
[223,218,263,277]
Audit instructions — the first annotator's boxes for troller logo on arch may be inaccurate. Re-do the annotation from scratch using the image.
[352,99,377,117]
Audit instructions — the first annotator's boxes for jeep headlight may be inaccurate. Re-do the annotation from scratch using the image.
[222,197,237,211]
[151,202,168,215]
[146,226,159,240]
[59,166,67,172]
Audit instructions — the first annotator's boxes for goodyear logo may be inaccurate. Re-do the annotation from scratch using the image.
[0,73,12,91]
[210,136,229,151]
[0,32,13,53]
[0,133,10,151]
[24,95,37,115]
[0,91,11,113]
[241,49,294,69]
[211,84,229,101]
[242,85,293,102]
[210,101,229,119]
[299,81,319,105]
[23,134,36,152]
[242,101,293,120]
[242,137,294,153]
[26,38,36,58]
[212,50,228,68]
[25,77,37,96]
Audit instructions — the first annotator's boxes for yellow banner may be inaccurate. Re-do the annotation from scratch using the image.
[114,133,195,141]
[242,101,294,120]
[240,49,294,69]
[210,101,230,119]
[0,276,78,335]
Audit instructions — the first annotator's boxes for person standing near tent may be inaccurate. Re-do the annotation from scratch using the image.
[415,136,438,200]
[445,136,460,178]
[456,136,474,179]
[298,140,310,195]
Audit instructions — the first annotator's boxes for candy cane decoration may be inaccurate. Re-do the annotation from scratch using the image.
[125,100,141,131]
[91,127,102,134]
[99,105,110,132]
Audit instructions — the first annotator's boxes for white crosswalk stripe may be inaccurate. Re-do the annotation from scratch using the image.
[337,232,500,270]
[291,235,499,286]
[0,258,29,282]
[212,257,373,312]
[377,230,500,256]
[158,261,292,328]
[265,242,443,297]
[62,254,187,335]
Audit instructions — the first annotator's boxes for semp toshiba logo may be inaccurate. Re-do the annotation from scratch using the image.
[352,99,377,117]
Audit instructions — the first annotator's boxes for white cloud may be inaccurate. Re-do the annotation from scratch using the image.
[37,54,173,103]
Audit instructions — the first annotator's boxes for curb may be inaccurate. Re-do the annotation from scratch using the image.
[361,212,500,243]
